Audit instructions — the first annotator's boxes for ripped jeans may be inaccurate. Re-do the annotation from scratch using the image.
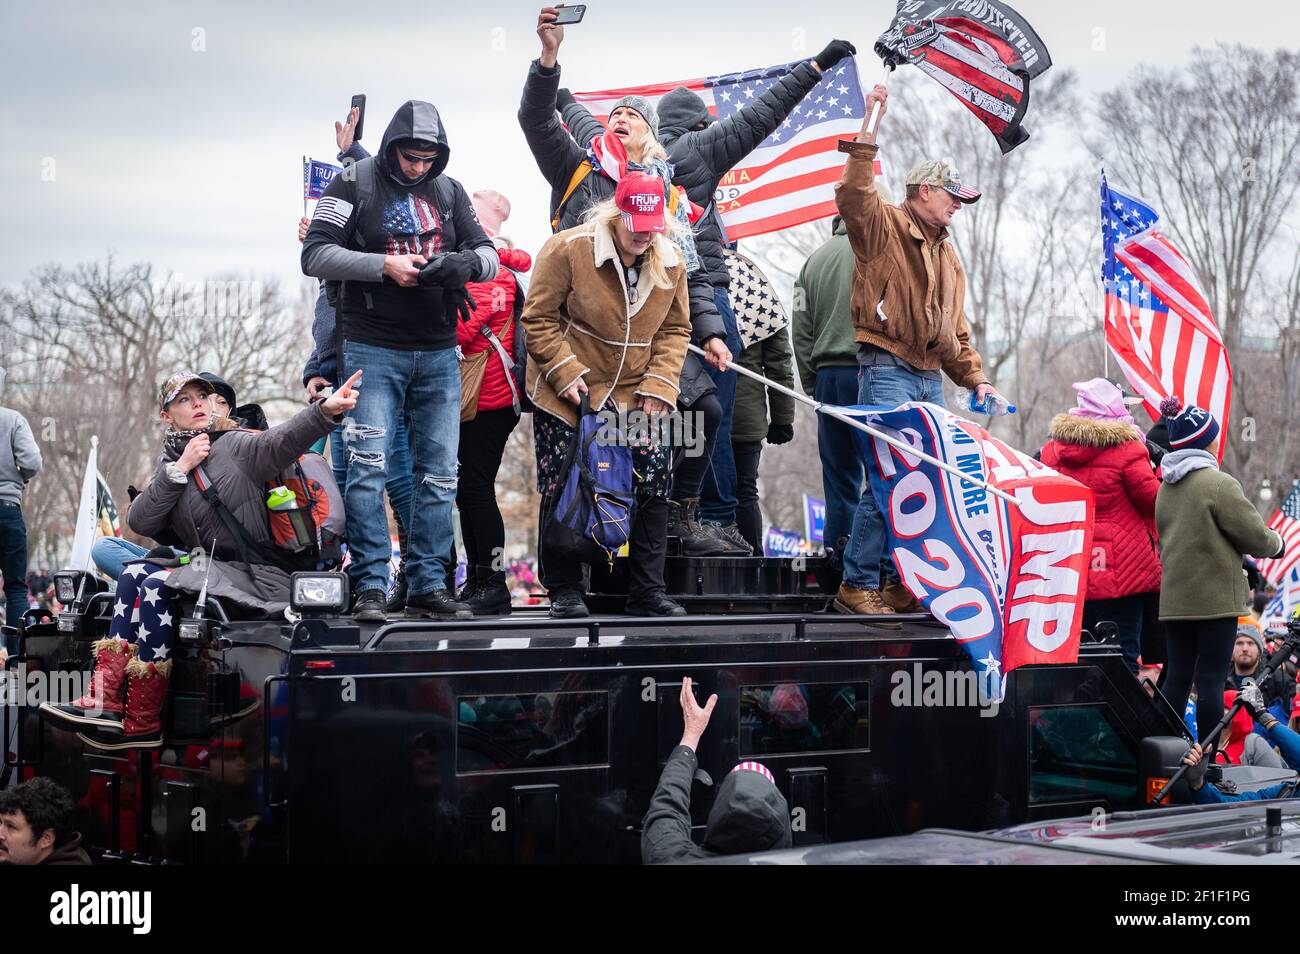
[341,339,460,599]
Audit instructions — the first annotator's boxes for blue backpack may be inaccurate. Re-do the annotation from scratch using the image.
[542,395,635,567]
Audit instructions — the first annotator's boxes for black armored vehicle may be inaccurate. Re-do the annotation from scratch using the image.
[4,560,1191,864]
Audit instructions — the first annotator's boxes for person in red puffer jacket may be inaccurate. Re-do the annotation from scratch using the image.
[456,189,531,616]
[1040,378,1161,674]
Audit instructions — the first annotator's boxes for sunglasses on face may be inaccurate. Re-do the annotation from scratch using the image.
[398,150,438,167]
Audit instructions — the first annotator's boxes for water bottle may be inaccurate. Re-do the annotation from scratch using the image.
[267,485,314,549]
[966,390,1017,416]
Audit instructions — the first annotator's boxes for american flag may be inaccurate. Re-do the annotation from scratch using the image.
[1260,567,1300,634]
[1259,483,1300,587]
[873,0,1052,154]
[574,58,870,241]
[1101,171,1232,461]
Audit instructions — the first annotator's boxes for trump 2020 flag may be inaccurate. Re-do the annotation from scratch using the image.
[873,0,1051,153]
[848,402,1093,694]
[303,158,342,201]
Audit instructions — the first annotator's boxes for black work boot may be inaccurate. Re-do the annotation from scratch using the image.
[406,588,473,621]
[467,567,512,616]
[667,497,732,556]
[385,563,408,614]
[352,589,388,623]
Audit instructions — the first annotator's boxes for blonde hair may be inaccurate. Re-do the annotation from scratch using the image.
[584,197,689,291]
[624,129,667,166]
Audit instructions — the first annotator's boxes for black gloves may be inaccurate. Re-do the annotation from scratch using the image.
[1244,557,1261,592]
[444,286,477,324]
[814,39,857,72]
[766,423,794,445]
[557,87,577,111]
[419,250,480,288]
[1181,746,1209,791]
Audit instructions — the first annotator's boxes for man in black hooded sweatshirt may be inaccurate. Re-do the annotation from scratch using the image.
[302,100,498,623]
[642,677,792,863]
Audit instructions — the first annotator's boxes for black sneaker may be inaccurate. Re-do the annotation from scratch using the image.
[667,498,732,557]
[467,574,512,616]
[385,565,408,614]
[406,588,473,621]
[625,591,687,617]
[352,590,388,623]
[704,522,754,556]
[549,590,590,619]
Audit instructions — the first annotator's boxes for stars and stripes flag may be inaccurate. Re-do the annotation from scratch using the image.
[1101,171,1232,462]
[573,58,872,241]
[1260,568,1300,634]
[1259,483,1300,587]
[873,0,1052,154]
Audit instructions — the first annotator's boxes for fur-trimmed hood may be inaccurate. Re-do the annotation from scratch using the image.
[1049,413,1142,447]
[1045,413,1146,468]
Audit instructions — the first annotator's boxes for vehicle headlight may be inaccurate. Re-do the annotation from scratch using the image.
[291,573,349,613]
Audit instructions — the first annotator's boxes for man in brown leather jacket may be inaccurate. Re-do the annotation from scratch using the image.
[831,84,1005,619]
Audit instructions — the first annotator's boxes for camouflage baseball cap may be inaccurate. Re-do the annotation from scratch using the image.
[905,159,981,204]
[158,371,214,411]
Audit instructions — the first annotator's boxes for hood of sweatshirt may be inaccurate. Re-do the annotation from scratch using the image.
[1160,447,1218,484]
[377,100,451,189]
[702,768,791,854]
[657,86,713,144]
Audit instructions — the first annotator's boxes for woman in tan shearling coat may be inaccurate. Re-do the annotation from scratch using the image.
[522,180,691,619]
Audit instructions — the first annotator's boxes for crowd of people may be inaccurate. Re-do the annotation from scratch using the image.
[0,6,1289,782]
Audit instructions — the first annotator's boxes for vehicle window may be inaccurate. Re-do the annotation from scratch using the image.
[456,691,608,774]
[739,683,869,756]
[1028,705,1136,804]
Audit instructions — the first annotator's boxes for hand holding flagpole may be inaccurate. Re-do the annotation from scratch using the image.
[865,65,893,137]
[687,344,1017,505]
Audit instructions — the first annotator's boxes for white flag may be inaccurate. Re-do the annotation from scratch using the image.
[66,435,99,570]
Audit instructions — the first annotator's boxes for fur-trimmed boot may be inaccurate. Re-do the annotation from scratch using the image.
[80,651,171,751]
[39,637,130,732]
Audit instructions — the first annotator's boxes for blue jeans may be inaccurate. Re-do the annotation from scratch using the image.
[327,416,415,531]
[814,367,864,563]
[91,537,150,579]
[342,340,459,597]
[699,286,741,525]
[0,504,29,628]
[842,352,947,591]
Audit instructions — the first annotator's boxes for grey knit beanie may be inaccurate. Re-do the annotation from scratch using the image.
[610,95,659,138]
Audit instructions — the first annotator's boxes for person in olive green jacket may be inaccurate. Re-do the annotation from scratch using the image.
[790,216,864,581]
[732,326,795,553]
[1155,397,1283,750]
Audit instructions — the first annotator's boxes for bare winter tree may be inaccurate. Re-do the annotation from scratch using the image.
[1094,44,1300,477]
[0,258,312,564]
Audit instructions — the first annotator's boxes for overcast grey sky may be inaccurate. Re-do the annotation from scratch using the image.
[2,0,1294,294]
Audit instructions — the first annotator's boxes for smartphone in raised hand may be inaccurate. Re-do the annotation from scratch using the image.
[350,94,366,142]
[553,4,586,24]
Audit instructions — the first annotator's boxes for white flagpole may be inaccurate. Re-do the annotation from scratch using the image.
[66,435,99,570]
[689,345,1018,505]
[866,64,894,135]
